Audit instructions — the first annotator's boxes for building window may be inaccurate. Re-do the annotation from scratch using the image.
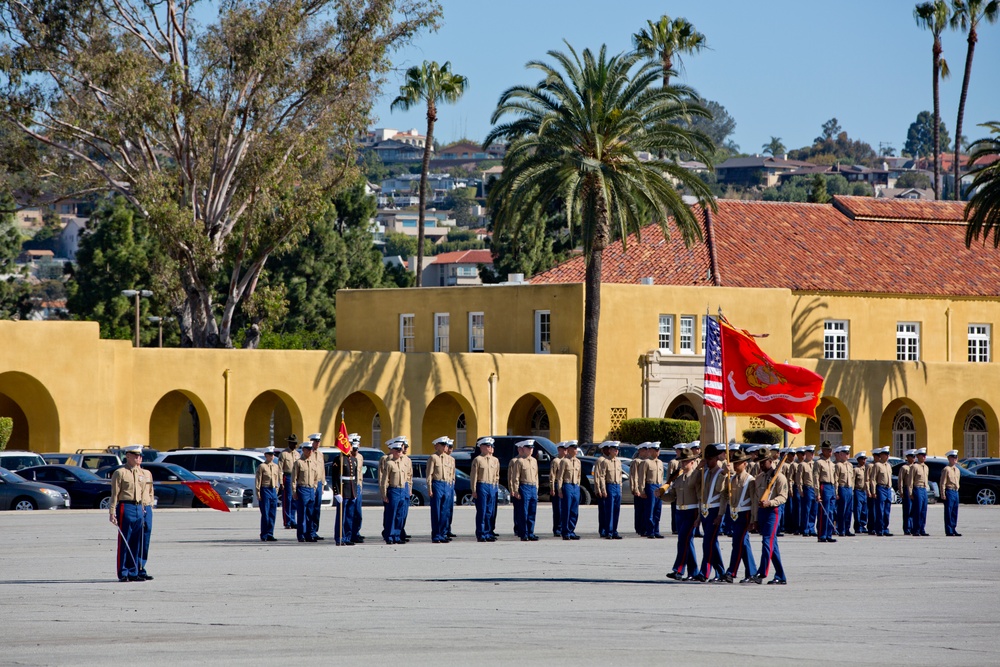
[399,314,415,352]
[531,403,550,438]
[372,413,381,449]
[824,320,849,360]
[679,316,694,354]
[468,312,485,352]
[819,406,844,448]
[700,315,709,355]
[671,404,699,421]
[964,408,987,458]
[434,313,450,352]
[968,324,991,362]
[534,310,551,354]
[896,322,920,361]
[892,407,915,458]
[456,413,467,449]
[658,315,673,353]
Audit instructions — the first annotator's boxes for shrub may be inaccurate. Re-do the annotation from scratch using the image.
[615,418,701,445]
[0,417,12,451]
[742,428,782,444]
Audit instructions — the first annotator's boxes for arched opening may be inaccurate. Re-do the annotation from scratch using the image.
[806,397,854,448]
[422,392,477,455]
[0,371,61,452]
[336,391,391,450]
[456,413,468,449]
[877,398,926,457]
[243,390,303,449]
[662,392,715,441]
[952,400,999,458]
[149,390,212,451]
[506,393,560,442]
[819,406,843,448]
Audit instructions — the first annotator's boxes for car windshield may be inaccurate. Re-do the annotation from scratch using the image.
[0,467,27,482]
[159,463,201,481]
[69,467,107,482]
[455,470,470,480]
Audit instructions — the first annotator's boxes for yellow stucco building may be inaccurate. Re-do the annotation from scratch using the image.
[1,196,998,458]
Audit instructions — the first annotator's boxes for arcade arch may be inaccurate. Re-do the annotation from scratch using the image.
[243,390,303,449]
[149,390,212,451]
[336,391,391,450]
[506,393,560,442]
[422,392,477,455]
[0,371,60,452]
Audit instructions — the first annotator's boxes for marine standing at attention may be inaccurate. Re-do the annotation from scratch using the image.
[470,437,501,542]
[307,434,325,541]
[508,439,540,541]
[852,452,869,535]
[750,451,788,585]
[292,442,318,543]
[593,441,623,540]
[631,443,649,536]
[379,439,408,544]
[278,435,299,529]
[255,446,281,542]
[109,445,151,582]
[550,442,567,537]
[940,450,962,537]
[557,441,583,540]
[909,448,930,536]
[427,436,455,543]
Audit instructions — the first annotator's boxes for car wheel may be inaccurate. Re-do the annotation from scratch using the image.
[890,489,901,505]
[410,492,424,507]
[460,493,474,506]
[976,488,997,505]
[13,497,37,511]
[97,495,112,510]
[579,486,592,506]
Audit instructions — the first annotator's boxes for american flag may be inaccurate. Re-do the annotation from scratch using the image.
[703,315,724,410]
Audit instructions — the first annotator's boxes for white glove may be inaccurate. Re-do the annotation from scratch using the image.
[334,494,343,504]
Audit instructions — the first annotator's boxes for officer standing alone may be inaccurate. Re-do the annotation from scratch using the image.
[256,446,281,542]
[940,450,962,536]
[109,445,151,581]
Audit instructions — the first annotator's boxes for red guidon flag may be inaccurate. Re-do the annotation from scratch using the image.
[759,413,803,435]
[184,481,230,512]
[719,320,824,419]
[336,421,351,455]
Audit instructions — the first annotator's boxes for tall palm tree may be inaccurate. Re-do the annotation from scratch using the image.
[950,0,999,200]
[390,61,467,286]
[963,122,1000,246]
[633,15,707,89]
[484,44,716,445]
[915,1,952,199]
[762,136,786,157]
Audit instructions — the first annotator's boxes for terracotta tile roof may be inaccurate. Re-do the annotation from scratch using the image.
[532,198,998,297]
[429,249,494,265]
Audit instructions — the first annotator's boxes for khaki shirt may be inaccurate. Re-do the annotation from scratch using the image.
[752,468,788,514]
[550,457,565,496]
[813,457,836,487]
[747,460,761,478]
[871,461,892,487]
[278,449,299,474]
[940,465,961,495]
[310,450,325,487]
[593,455,622,496]
[140,466,155,506]
[291,457,318,494]
[786,460,800,491]
[865,462,876,495]
[660,468,698,508]
[696,460,729,510]
[852,465,867,490]
[401,454,413,484]
[724,470,756,514]
[426,452,456,483]
[379,456,408,497]
[909,462,929,492]
[110,465,148,508]
[555,456,582,492]
[898,463,912,495]
[798,460,815,491]
[835,460,854,489]
[508,456,539,496]
[470,454,500,487]
[256,461,281,494]
[641,457,664,487]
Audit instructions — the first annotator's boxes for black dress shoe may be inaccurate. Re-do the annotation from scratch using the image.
[314,536,325,541]
[827,538,837,543]
[355,536,366,543]
[486,537,497,542]
[562,536,570,541]
[305,538,317,542]
[119,577,129,582]
[750,575,763,584]
[127,575,143,582]
[883,532,894,537]
[767,578,787,585]
[139,574,153,581]
[654,534,664,539]
[665,572,683,581]
[720,574,734,583]
[845,532,855,537]
[708,577,722,583]
[478,537,487,542]
[611,534,622,540]
[528,536,539,541]
[739,576,754,583]
[265,536,277,542]
[690,574,708,583]
[298,539,305,543]
[953,532,962,537]
[520,537,528,541]
[569,535,580,540]
[446,532,456,538]
[920,532,930,536]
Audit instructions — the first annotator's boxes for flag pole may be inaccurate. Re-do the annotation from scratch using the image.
[717,307,733,517]
[339,409,345,546]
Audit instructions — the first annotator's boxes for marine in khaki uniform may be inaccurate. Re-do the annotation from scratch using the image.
[667,442,692,535]
[427,436,456,543]
[398,439,414,541]
[109,445,150,582]
[307,434,325,541]
[909,448,930,536]
[833,446,854,537]
[940,450,962,536]
[898,449,915,535]
[379,438,408,544]
[871,448,894,536]
[632,443,650,536]
[556,441,583,540]
[852,452,869,534]
[749,451,789,585]
[799,445,818,537]
[292,443,319,543]
[723,450,757,583]
[691,443,729,582]
[785,448,802,535]
[508,439,540,541]
[138,449,155,580]
[658,452,700,581]
[256,446,281,542]
[813,442,838,543]
[593,441,624,539]
[278,435,300,529]
[641,443,666,538]
[471,437,501,542]
[550,443,567,537]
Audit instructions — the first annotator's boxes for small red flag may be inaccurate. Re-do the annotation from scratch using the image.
[336,421,351,455]
[184,480,231,512]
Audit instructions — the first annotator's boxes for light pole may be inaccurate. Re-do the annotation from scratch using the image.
[121,289,153,347]
[147,316,175,348]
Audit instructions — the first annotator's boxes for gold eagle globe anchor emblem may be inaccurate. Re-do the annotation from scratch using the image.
[745,353,787,389]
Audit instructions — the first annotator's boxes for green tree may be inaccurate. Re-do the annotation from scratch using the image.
[485,44,715,445]
[383,232,432,258]
[950,0,999,199]
[915,0,953,198]
[963,122,1000,247]
[904,111,953,159]
[896,170,934,189]
[816,118,843,143]
[66,196,170,344]
[0,190,29,319]
[762,136,786,156]
[808,174,831,203]
[825,174,850,196]
[633,15,707,88]
[850,182,875,196]
[684,98,738,163]
[0,0,438,347]
[481,201,560,283]
[390,60,468,287]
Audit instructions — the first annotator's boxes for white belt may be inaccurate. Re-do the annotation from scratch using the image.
[340,476,355,481]
[703,502,721,509]
[678,503,699,510]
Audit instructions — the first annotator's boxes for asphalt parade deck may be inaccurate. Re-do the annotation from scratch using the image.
[2,503,998,666]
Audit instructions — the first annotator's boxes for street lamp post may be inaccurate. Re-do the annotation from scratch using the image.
[147,316,175,348]
[121,289,153,347]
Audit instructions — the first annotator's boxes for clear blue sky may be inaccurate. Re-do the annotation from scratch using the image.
[372,0,1000,156]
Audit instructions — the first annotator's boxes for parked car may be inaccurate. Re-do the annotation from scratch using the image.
[967,461,1000,478]
[18,464,114,509]
[582,443,640,463]
[0,467,71,510]
[408,455,508,506]
[94,462,251,509]
[157,448,273,507]
[892,458,1000,505]
[42,450,123,471]
[963,458,1000,471]
[0,450,46,472]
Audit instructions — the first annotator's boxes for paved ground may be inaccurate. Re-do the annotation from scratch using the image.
[2,502,998,666]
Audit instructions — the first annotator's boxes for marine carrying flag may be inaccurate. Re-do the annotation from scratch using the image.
[718,320,824,420]
[336,421,352,455]
[183,480,230,512]
[703,315,725,411]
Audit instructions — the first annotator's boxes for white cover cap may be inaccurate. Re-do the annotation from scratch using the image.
[946,450,959,457]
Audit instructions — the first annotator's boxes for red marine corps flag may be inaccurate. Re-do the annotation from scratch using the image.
[719,319,824,420]
[183,481,231,512]
[336,421,352,455]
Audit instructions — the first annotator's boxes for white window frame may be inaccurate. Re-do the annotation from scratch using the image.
[534,310,551,354]
[658,315,673,353]
[700,315,709,355]
[964,409,988,458]
[968,324,991,363]
[896,322,920,362]
[434,313,450,352]
[892,407,916,458]
[468,312,485,352]
[824,320,849,360]
[399,314,415,353]
[679,315,695,355]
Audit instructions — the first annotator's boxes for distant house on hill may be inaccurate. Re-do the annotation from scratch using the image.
[423,249,494,287]
[716,155,813,187]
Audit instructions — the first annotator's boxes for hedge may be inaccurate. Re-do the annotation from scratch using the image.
[0,417,12,451]
[615,418,701,445]
[741,428,783,445]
